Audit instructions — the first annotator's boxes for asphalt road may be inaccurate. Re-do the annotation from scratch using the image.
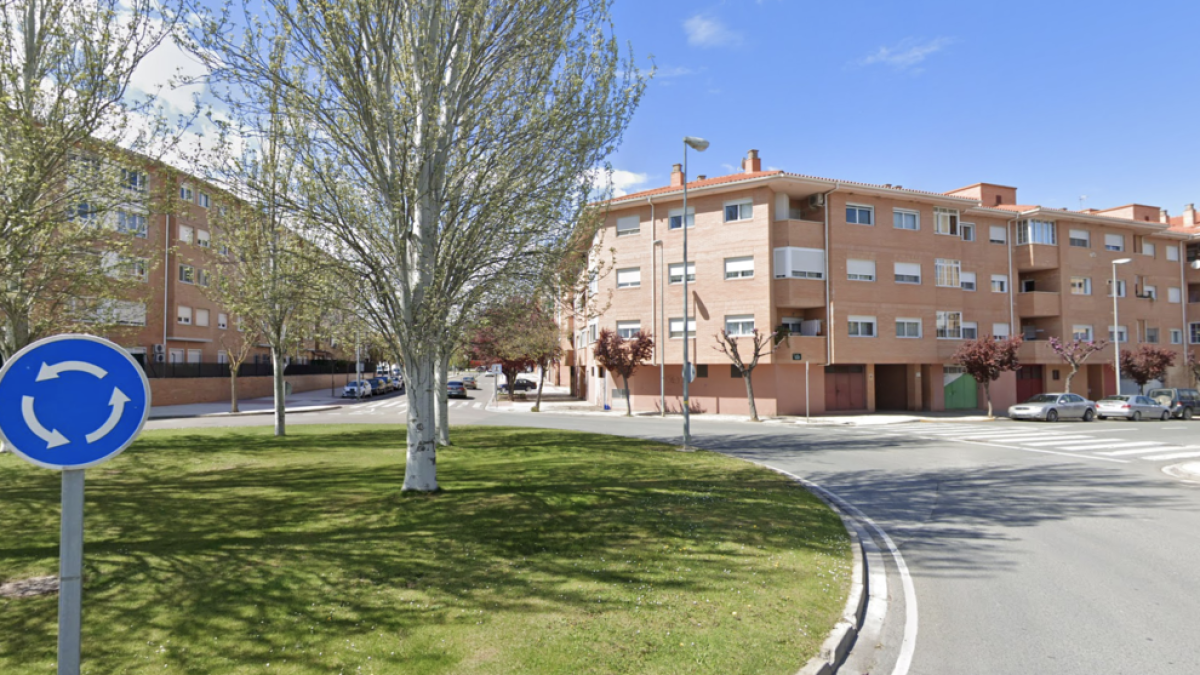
[147,380,1200,675]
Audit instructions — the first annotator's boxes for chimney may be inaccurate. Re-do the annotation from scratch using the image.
[670,163,684,187]
[696,174,707,181]
[1186,203,1197,228]
[1160,208,1169,224]
[742,149,761,174]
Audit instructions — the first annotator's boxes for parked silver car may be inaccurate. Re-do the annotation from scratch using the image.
[1008,393,1096,422]
[1096,395,1171,421]
[342,380,373,398]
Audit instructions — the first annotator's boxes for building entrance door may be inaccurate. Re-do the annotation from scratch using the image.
[1017,365,1045,402]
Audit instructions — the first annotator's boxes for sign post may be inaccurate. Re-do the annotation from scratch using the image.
[0,334,151,675]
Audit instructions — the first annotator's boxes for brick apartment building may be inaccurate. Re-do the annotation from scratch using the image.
[560,150,1200,416]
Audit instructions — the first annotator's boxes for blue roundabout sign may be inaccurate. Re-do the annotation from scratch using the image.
[0,334,151,470]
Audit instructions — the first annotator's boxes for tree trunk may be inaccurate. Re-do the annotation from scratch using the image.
[505,367,519,402]
[230,370,240,413]
[403,354,439,492]
[1064,364,1077,394]
[622,374,632,416]
[984,380,993,419]
[271,346,286,436]
[435,348,451,447]
[743,370,759,422]
[534,364,546,412]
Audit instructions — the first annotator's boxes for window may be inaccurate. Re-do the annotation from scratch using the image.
[961,271,977,291]
[121,168,147,192]
[195,308,210,327]
[989,225,1007,244]
[124,257,148,282]
[991,274,1008,293]
[1146,327,1160,344]
[1104,233,1124,252]
[198,192,210,208]
[218,313,228,330]
[1016,219,1056,245]
[587,271,599,296]
[669,317,696,339]
[936,311,962,339]
[961,321,978,340]
[1192,323,1200,345]
[1073,325,1093,341]
[774,247,825,279]
[893,209,918,231]
[1109,326,1128,343]
[616,215,640,236]
[168,348,185,364]
[198,270,211,287]
[725,315,755,336]
[180,185,194,201]
[616,320,641,339]
[1107,279,1126,298]
[724,256,754,279]
[1169,287,1182,304]
[668,207,695,230]
[1143,285,1156,300]
[217,350,228,365]
[847,315,876,337]
[935,259,961,287]
[781,317,803,335]
[1069,229,1090,248]
[846,204,873,225]
[197,230,210,248]
[70,202,98,225]
[187,349,202,364]
[895,318,921,338]
[588,322,598,343]
[1143,241,1155,258]
[668,262,696,284]
[1172,329,1183,345]
[724,199,753,222]
[177,305,192,325]
[179,224,194,243]
[993,323,1010,338]
[894,262,921,284]
[696,364,708,378]
[179,264,195,284]
[1019,279,1035,293]
[934,207,959,236]
[1168,245,1180,262]
[117,211,148,237]
[846,258,876,282]
[960,223,975,242]
[1070,277,1091,295]
[616,267,641,288]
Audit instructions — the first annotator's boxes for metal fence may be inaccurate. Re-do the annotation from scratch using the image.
[141,359,376,380]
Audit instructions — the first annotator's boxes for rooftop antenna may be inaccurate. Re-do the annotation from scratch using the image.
[1079,195,1088,211]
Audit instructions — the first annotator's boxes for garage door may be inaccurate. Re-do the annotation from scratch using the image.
[824,365,867,411]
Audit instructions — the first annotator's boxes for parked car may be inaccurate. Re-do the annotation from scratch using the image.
[499,378,538,393]
[476,365,487,372]
[1096,394,1171,421]
[1008,393,1096,422]
[1146,388,1200,419]
[342,380,373,398]
[462,375,478,389]
[448,380,468,399]
[369,377,390,394]
[390,376,405,392]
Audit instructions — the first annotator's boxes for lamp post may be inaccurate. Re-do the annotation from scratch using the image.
[653,239,665,416]
[681,136,708,449]
[1112,257,1132,395]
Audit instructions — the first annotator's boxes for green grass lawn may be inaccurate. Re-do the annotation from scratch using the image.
[0,425,851,674]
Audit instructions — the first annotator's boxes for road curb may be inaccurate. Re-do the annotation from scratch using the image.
[149,404,343,420]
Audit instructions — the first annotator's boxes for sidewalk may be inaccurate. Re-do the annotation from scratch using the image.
[150,387,348,419]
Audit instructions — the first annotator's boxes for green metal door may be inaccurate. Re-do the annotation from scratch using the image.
[944,366,978,410]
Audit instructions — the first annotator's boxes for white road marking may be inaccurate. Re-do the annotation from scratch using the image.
[1059,441,1166,452]
[1008,436,1096,446]
[1096,445,1181,456]
[961,433,1075,442]
[1140,450,1200,462]
[959,438,1130,463]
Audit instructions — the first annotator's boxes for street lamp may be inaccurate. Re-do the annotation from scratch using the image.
[1112,258,1132,395]
[681,136,708,449]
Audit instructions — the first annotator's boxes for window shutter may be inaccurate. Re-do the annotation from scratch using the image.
[847,259,875,277]
[894,262,921,277]
[616,268,640,286]
[773,248,789,278]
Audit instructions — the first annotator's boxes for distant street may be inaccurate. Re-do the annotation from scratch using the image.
[149,377,1200,675]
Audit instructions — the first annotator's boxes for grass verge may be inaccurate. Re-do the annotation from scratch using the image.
[0,425,851,674]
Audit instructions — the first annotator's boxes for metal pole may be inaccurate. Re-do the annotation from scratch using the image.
[1113,262,1120,395]
[58,469,84,675]
[681,144,690,449]
[805,361,810,423]
[656,240,665,416]
[355,337,362,400]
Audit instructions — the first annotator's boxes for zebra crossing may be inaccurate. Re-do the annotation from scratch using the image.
[863,422,1200,464]
[335,398,488,416]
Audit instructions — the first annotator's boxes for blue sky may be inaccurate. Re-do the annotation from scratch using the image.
[606,0,1200,214]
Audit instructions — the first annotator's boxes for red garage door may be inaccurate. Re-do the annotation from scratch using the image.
[1016,365,1044,402]
[825,365,867,411]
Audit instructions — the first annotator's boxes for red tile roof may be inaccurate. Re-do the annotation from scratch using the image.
[610,171,784,203]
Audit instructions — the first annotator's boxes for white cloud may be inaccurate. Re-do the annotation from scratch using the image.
[684,14,743,48]
[128,30,210,116]
[856,37,955,72]
[654,65,701,79]
[610,169,650,197]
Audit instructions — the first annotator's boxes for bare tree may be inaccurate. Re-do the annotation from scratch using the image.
[593,328,653,417]
[952,336,1024,419]
[1048,337,1109,394]
[218,326,263,413]
[713,328,782,422]
[187,0,645,490]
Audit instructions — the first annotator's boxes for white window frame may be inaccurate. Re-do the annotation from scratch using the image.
[179,224,194,244]
[961,321,979,340]
[989,225,1007,244]
[117,211,148,237]
[893,209,919,231]
[179,264,195,284]
[616,215,640,237]
[195,308,210,327]
[935,259,961,288]
[993,323,1010,339]
[1108,279,1126,298]
[180,184,194,201]
[1167,245,1180,262]
[724,256,754,280]
[198,192,211,208]
[218,313,228,330]
[846,204,874,226]
[1017,219,1057,246]
[846,258,876,282]
[961,271,977,291]
[1146,327,1160,344]
[894,261,921,285]
[197,229,210,248]
[774,247,825,280]
[723,199,753,223]
[668,207,695,230]
[616,320,641,339]
[177,305,192,325]
[1171,329,1184,345]
[1104,233,1125,252]
[1143,241,1156,258]
[936,311,963,339]
[895,318,921,338]
[934,207,959,236]
[1169,287,1182,304]
[615,267,641,289]
[1069,229,1090,248]
[1191,323,1200,345]
[1072,325,1093,341]
[724,314,755,336]
[1110,325,1128,343]
[847,315,877,338]
[217,350,228,365]
[668,262,696,285]
[669,317,697,339]
[990,274,1008,293]
[1070,276,1091,296]
[960,222,975,242]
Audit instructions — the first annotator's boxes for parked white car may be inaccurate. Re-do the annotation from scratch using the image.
[1008,393,1096,422]
[342,380,373,398]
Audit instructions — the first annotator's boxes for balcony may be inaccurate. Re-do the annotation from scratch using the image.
[1016,291,1062,318]
[1018,340,1061,363]
[1013,244,1059,272]
[771,335,827,364]
[773,278,825,309]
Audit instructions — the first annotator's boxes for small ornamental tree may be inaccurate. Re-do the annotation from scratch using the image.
[1188,352,1200,388]
[952,336,1024,418]
[1048,337,1109,394]
[713,328,782,422]
[592,328,654,416]
[1120,345,1177,393]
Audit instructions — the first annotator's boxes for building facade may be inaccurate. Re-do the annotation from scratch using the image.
[562,150,1200,416]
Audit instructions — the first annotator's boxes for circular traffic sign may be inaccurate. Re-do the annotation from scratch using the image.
[0,334,151,470]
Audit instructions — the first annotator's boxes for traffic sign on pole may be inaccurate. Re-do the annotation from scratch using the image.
[0,334,151,675]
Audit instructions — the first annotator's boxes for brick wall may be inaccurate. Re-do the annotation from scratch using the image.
[150,371,357,407]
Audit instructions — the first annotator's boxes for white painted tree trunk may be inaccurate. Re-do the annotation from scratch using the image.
[435,348,451,446]
[271,346,286,436]
[404,355,439,491]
